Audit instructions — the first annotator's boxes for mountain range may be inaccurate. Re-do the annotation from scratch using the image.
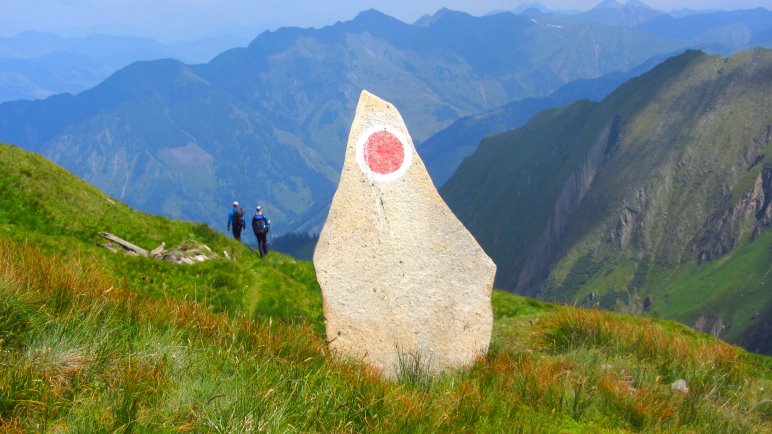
[441,48,772,353]
[0,31,251,102]
[1,7,771,237]
[420,53,670,187]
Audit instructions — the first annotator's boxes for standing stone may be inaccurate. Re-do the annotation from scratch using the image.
[314,90,496,379]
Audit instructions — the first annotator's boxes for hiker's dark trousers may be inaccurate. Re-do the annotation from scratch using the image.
[257,233,268,257]
[233,227,242,241]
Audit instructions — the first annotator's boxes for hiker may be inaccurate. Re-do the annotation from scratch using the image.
[227,201,246,241]
[252,205,271,257]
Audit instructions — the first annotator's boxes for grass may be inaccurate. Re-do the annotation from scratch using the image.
[649,229,772,344]
[1,240,769,432]
[0,142,322,320]
[1,142,771,431]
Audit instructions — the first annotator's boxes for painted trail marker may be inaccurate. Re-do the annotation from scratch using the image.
[313,90,496,378]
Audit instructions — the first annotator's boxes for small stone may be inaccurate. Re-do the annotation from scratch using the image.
[150,242,166,258]
[99,242,119,253]
[671,379,689,394]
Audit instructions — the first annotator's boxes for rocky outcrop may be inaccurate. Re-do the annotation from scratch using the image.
[693,314,726,338]
[751,164,772,238]
[689,164,772,263]
[314,91,496,379]
[98,232,219,265]
[515,116,622,295]
[156,240,218,265]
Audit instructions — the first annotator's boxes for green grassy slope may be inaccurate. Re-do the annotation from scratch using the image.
[1,142,770,431]
[0,142,321,322]
[442,49,772,353]
[545,48,772,352]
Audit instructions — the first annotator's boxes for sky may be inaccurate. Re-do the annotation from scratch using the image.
[1,0,771,42]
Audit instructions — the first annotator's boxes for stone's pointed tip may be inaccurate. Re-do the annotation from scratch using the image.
[358,89,391,107]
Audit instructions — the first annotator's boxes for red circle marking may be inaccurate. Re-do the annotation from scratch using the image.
[364,130,405,175]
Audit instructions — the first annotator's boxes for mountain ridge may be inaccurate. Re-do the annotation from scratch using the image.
[0,31,250,102]
[420,51,673,187]
[441,48,772,354]
[1,8,771,237]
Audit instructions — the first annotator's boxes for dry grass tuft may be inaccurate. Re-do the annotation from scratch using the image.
[1,239,769,432]
[537,307,741,371]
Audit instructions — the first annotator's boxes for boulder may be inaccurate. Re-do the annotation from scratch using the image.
[314,90,496,379]
[97,233,219,265]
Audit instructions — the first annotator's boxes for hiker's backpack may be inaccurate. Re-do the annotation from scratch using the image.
[234,208,246,229]
[252,215,269,235]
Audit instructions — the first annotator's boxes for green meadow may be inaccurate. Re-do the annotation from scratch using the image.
[1,143,770,432]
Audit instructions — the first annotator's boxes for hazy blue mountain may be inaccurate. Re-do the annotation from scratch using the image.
[669,9,724,18]
[520,0,663,27]
[639,8,772,48]
[511,3,551,14]
[754,26,772,45]
[0,31,247,64]
[0,31,250,102]
[272,232,319,260]
[581,0,663,26]
[521,2,772,48]
[441,48,772,353]
[420,53,671,187]
[0,32,172,62]
[0,52,111,101]
[1,8,770,237]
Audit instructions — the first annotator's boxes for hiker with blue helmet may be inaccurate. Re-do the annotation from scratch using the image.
[252,205,271,257]
[227,201,246,241]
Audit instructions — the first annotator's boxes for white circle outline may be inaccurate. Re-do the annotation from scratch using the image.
[355,124,413,183]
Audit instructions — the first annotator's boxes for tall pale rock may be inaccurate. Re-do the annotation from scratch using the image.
[314,90,496,378]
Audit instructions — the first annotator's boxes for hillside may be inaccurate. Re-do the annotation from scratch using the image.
[1,143,770,431]
[441,48,772,354]
[4,8,768,236]
[420,53,669,187]
[0,142,320,322]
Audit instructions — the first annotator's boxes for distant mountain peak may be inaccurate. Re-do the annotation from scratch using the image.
[413,8,469,27]
[594,0,625,9]
[354,8,391,21]
[519,7,546,18]
[587,0,661,25]
[513,3,550,14]
[348,8,411,31]
[593,0,655,11]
